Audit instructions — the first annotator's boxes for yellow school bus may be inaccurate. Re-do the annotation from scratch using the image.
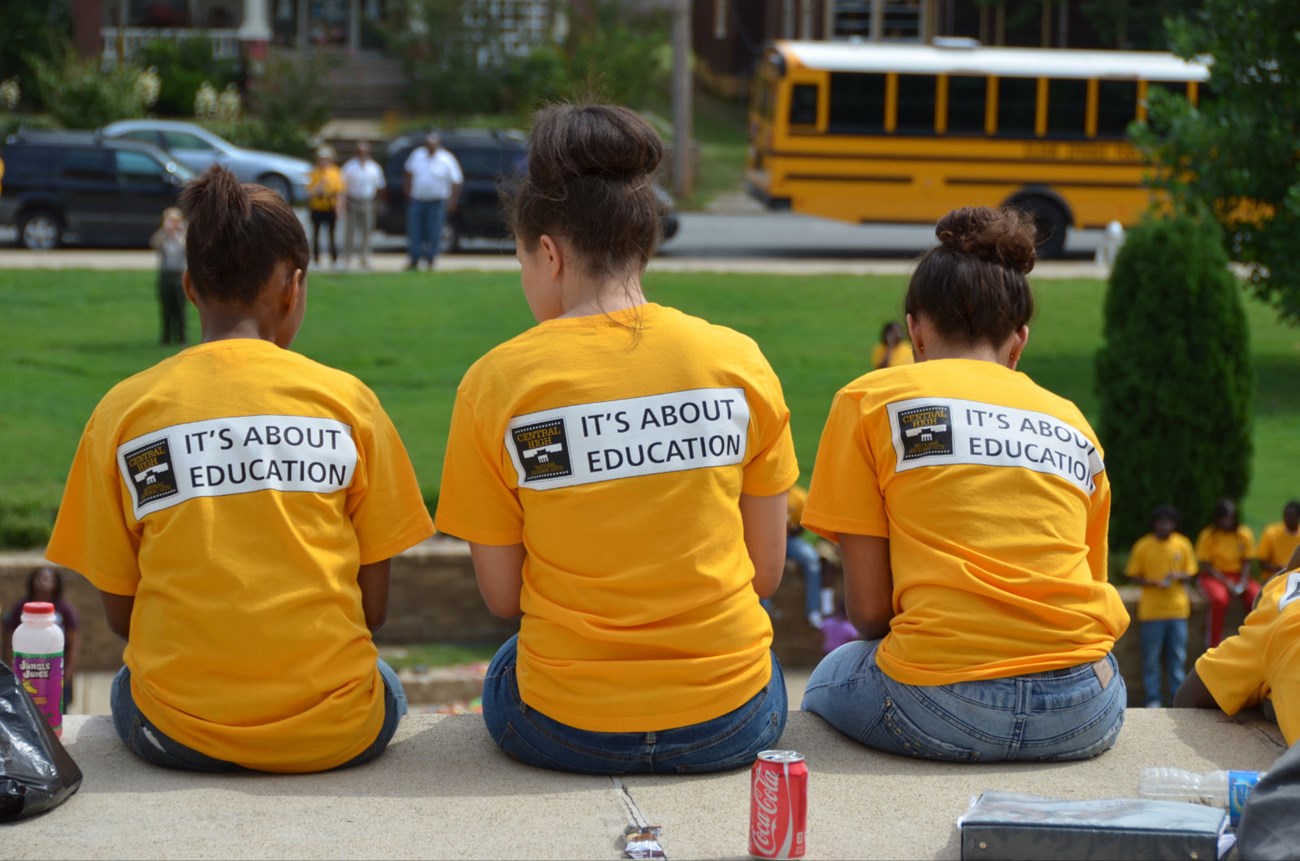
[746,39,1209,256]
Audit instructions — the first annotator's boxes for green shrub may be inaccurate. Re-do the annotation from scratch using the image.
[135,35,237,117]
[0,496,55,551]
[1095,211,1254,547]
[0,113,61,139]
[30,50,146,128]
[242,52,338,158]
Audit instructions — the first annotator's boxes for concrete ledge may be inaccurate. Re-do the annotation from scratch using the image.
[5,710,1285,860]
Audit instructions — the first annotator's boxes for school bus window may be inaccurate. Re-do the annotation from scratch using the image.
[829,72,886,134]
[947,76,987,135]
[1096,80,1137,138]
[1046,79,1088,139]
[996,77,1037,137]
[788,84,819,126]
[896,74,937,135]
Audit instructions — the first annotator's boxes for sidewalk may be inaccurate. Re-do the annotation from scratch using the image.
[8,709,1285,860]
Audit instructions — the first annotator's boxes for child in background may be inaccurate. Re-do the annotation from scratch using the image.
[870,320,913,370]
[150,207,187,345]
[1,566,79,709]
[1126,505,1197,708]
[1175,546,1300,745]
[1258,500,1300,578]
[307,146,344,270]
[787,485,829,627]
[1196,498,1259,647]
[45,165,433,773]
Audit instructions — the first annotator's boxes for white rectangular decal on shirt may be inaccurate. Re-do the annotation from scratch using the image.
[505,388,750,490]
[887,396,1104,494]
[117,414,358,520]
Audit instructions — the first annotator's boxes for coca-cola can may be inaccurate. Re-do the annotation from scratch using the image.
[748,749,808,859]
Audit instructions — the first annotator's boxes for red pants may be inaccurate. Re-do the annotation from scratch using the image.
[1200,571,1260,647]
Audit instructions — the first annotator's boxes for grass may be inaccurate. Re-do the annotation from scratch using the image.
[1,267,1298,552]
[379,642,500,670]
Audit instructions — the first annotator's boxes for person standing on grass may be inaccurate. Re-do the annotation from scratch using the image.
[801,206,1129,763]
[44,165,433,773]
[1258,500,1300,579]
[1126,504,1197,709]
[403,132,462,272]
[435,100,798,775]
[150,207,187,345]
[340,141,385,271]
[1196,497,1259,648]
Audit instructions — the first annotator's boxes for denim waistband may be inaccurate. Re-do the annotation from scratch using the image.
[1026,655,1110,680]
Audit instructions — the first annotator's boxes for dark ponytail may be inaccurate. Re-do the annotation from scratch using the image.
[180,165,309,305]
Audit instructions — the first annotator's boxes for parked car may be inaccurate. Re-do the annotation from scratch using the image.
[378,129,679,252]
[100,119,312,205]
[0,130,194,250]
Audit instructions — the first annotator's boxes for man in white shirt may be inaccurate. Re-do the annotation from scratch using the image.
[340,141,385,270]
[403,133,463,271]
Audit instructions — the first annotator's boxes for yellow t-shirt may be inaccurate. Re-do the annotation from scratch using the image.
[1125,532,1198,621]
[1195,525,1256,574]
[788,484,808,530]
[802,359,1129,686]
[870,342,914,370]
[1196,568,1300,745]
[308,164,344,212]
[1257,522,1300,570]
[45,339,434,772]
[435,303,798,732]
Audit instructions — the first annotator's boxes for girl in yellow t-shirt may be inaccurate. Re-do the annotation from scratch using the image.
[870,320,914,369]
[45,165,433,773]
[307,145,344,269]
[1196,497,1259,647]
[802,206,1129,763]
[435,101,798,774]
[1126,505,1198,708]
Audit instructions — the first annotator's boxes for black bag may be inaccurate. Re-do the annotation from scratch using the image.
[1238,740,1300,861]
[0,661,82,821]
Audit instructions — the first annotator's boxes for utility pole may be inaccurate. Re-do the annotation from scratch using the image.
[671,0,694,199]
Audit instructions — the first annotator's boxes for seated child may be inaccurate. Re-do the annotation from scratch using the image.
[1125,505,1197,708]
[1257,500,1300,578]
[1174,546,1300,745]
[44,165,434,773]
[787,484,828,627]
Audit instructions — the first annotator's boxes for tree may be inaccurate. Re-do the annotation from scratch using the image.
[1095,211,1253,548]
[1132,0,1300,322]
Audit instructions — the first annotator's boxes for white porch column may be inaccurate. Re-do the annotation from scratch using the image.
[238,0,273,41]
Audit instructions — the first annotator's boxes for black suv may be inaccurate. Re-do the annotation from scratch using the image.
[377,129,679,251]
[1,131,194,250]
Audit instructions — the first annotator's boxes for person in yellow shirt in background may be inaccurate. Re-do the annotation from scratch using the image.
[1258,500,1300,579]
[307,145,345,270]
[1196,497,1259,647]
[1126,505,1198,709]
[1175,546,1300,745]
[801,206,1129,763]
[870,320,914,369]
[787,485,830,627]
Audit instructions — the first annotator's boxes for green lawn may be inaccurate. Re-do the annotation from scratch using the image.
[1,267,1297,551]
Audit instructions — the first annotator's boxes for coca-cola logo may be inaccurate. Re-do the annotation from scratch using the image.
[751,767,785,856]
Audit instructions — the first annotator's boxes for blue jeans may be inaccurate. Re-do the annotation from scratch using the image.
[802,639,1125,762]
[1139,618,1188,707]
[482,634,788,774]
[110,661,407,772]
[407,198,448,266]
[787,535,823,617]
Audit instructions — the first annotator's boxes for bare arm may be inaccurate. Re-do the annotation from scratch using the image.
[1172,667,1220,709]
[469,542,525,618]
[840,533,894,640]
[742,491,789,599]
[358,560,392,632]
[100,591,135,641]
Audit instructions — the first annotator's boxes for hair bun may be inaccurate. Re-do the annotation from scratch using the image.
[934,207,1036,273]
[527,104,663,185]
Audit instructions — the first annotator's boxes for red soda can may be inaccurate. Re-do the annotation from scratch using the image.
[748,749,808,859]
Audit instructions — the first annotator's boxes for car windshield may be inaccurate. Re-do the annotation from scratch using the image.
[167,159,197,180]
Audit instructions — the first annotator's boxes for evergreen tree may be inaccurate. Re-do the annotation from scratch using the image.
[1095,212,1253,547]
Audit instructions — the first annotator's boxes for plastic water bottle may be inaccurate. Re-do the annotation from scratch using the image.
[12,601,65,737]
[1138,767,1263,826]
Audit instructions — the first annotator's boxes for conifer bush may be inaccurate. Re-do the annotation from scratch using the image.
[1095,212,1253,547]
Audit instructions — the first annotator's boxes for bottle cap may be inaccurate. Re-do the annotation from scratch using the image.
[21,601,55,615]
